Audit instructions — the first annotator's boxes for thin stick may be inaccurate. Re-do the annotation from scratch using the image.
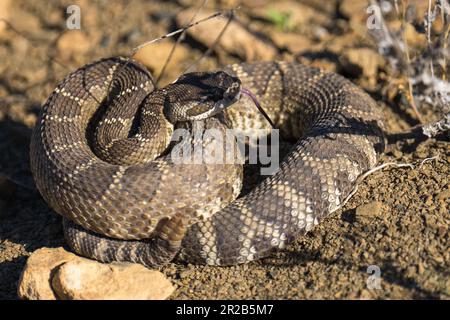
[108,8,236,99]
[340,162,415,210]
[155,0,209,86]
[401,0,425,123]
[418,155,439,168]
[130,11,229,56]
[182,7,238,74]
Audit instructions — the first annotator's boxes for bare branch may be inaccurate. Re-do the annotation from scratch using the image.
[155,0,209,86]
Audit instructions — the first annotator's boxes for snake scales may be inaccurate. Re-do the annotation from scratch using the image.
[30,57,385,267]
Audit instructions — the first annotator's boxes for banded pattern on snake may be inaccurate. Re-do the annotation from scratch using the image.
[30,57,385,267]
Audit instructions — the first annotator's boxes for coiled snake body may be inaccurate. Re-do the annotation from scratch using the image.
[30,57,385,267]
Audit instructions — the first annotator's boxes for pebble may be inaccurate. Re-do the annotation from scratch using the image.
[176,9,277,61]
[342,48,383,79]
[18,247,174,300]
[356,201,383,217]
[436,189,450,201]
[269,31,312,54]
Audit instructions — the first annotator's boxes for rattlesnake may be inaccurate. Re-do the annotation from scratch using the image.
[30,57,385,267]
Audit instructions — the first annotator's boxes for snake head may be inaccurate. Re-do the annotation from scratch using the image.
[163,71,242,123]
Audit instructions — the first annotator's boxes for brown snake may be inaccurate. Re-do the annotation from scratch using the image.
[30,57,385,267]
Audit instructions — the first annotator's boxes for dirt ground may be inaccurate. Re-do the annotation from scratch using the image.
[0,0,448,299]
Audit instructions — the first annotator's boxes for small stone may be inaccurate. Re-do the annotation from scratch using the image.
[339,0,368,20]
[425,195,433,206]
[0,0,11,34]
[176,9,277,62]
[178,269,193,279]
[437,226,446,237]
[356,201,383,217]
[17,247,79,300]
[437,189,450,201]
[418,262,425,275]
[57,30,91,62]
[388,20,426,47]
[133,41,190,86]
[267,270,278,280]
[342,48,383,79]
[359,289,373,300]
[406,266,416,277]
[392,149,403,158]
[52,259,174,300]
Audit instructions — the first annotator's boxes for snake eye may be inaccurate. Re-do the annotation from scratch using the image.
[224,81,241,101]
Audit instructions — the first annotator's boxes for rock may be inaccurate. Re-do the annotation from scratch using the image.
[18,247,174,300]
[341,48,383,79]
[133,41,190,86]
[340,0,369,35]
[57,30,91,62]
[269,31,312,54]
[176,9,277,61]
[356,201,383,217]
[359,289,376,300]
[52,259,174,300]
[267,270,278,280]
[178,269,193,279]
[0,175,16,199]
[437,189,450,201]
[8,5,42,38]
[417,262,425,275]
[425,195,433,206]
[17,247,79,300]
[392,149,403,158]
[0,0,11,34]
[339,0,368,20]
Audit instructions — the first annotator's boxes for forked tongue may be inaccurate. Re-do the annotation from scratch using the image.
[241,87,275,129]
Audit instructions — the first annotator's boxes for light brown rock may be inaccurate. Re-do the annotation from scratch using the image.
[339,0,368,21]
[342,48,383,79]
[356,201,383,217]
[269,32,312,54]
[387,20,426,47]
[437,188,450,201]
[133,41,190,86]
[17,247,79,300]
[0,0,11,34]
[176,9,277,61]
[57,30,91,62]
[52,259,174,300]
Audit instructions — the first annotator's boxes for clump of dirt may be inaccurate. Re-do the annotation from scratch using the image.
[0,0,448,299]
